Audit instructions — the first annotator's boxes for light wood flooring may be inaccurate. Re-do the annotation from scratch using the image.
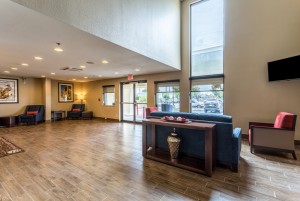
[0,119,300,201]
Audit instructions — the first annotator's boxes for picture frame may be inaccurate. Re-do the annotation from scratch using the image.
[58,83,74,102]
[0,78,19,104]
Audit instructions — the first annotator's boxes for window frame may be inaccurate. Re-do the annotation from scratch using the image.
[154,79,180,112]
[102,85,115,106]
[190,0,224,113]
[190,77,224,113]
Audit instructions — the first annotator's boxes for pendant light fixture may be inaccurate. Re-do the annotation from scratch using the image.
[54,42,63,52]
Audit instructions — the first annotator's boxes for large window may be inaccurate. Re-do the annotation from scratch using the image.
[155,80,180,112]
[190,0,224,114]
[103,85,115,106]
[191,0,223,77]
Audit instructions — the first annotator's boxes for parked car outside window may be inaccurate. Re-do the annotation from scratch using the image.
[204,99,220,113]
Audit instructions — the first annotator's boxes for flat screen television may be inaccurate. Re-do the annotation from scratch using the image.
[268,55,300,81]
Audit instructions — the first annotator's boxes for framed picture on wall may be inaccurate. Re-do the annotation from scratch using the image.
[58,83,74,102]
[0,78,19,104]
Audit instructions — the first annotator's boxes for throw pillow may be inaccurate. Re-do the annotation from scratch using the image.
[27,111,38,115]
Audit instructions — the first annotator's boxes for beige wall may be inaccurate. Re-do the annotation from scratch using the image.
[51,80,84,112]
[0,76,43,116]
[223,0,300,139]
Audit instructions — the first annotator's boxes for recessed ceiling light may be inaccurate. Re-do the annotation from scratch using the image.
[51,72,55,75]
[34,56,43,60]
[21,63,28,66]
[41,75,46,78]
[98,75,102,77]
[135,68,140,72]
[72,78,76,81]
[54,47,63,52]
[54,42,63,52]
[114,72,119,75]
[4,71,10,73]
[102,60,109,64]
[80,65,86,68]
[11,67,18,70]
[84,77,88,79]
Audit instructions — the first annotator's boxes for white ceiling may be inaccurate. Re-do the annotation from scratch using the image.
[0,0,178,82]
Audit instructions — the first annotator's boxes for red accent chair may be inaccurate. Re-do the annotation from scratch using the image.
[145,107,158,118]
[249,112,297,160]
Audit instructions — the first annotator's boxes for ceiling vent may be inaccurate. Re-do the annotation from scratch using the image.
[69,68,83,72]
[60,66,70,70]
[60,67,83,72]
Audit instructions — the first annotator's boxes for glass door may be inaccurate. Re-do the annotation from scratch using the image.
[121,81,147,122]
[135,82,147,122]
[122,83,134,121]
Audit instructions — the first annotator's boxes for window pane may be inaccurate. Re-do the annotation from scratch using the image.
[155,81,180,112]
[135,83,147,103]
[191,78,223,114]
[156,82,179,92]
[191,77,223,91]
[122,84,134,103]
[103,86,115,106]
[191,0,223,76]
[104,93,115,106]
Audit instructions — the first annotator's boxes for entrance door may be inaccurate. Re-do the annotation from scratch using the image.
[121,81,147,122]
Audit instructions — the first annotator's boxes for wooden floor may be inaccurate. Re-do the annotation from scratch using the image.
[0,119,300,201]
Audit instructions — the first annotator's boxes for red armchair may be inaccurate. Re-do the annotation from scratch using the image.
[145,107,158,118]
[249,112,297,160]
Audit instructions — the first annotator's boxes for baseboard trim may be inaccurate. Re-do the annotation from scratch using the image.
[242,134,300,145]
[241,134,248,140]
[94,117,120,122]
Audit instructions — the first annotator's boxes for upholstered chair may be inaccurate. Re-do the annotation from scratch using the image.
[18,105,45,125]
[249,112,297,160]
[67,104,85,119]
[145,107,158,118]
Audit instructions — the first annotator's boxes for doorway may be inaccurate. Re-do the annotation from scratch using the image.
[121,81,147,122]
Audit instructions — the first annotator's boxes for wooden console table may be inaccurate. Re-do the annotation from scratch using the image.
[142,119,216,176]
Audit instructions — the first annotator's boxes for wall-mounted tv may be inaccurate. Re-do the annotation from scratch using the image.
[268,55,300,82]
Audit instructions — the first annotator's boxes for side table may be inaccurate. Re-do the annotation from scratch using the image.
[82,111,93,120]
[51,110,66,122]
[0,116,16,127]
